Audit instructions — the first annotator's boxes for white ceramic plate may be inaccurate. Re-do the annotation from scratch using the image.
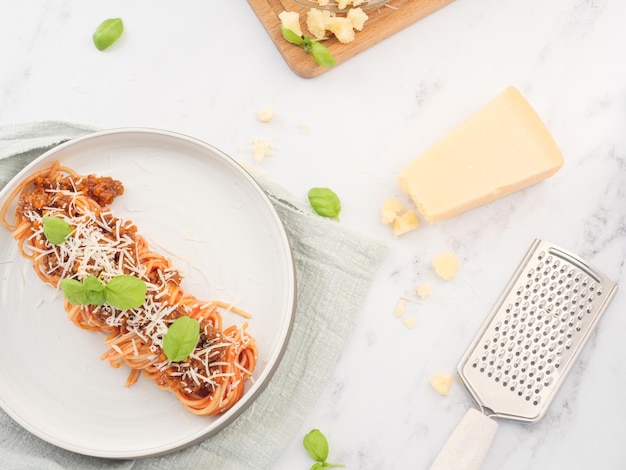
[0,129,296,458]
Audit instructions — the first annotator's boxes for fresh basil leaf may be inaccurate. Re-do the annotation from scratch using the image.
[163,317,200,362]
[308,187,341,220]
[42,216,72,245]
[303,36,313,54]
[281,25,305,45]
[303,429,329,463]
[60,278,87,305]
[311,41,336,68]
[281,24,336,68]
[60,276,105,306]
[93,18,124,51]
[310,464,324,470]
[104,274,147,310]
[82,275,107,305]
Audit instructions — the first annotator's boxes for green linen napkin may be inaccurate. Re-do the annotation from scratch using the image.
[0,121,388,470]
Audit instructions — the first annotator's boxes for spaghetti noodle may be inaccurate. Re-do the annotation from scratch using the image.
[1,161,257,416]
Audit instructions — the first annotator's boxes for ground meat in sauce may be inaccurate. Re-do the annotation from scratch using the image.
[79,175,124,206]
[18,173,124,214]
[169,324,227,396]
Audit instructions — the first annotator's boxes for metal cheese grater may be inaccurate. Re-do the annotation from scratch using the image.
[430,239,618,469]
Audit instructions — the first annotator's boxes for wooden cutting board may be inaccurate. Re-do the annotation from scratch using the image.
[247,0,455,78]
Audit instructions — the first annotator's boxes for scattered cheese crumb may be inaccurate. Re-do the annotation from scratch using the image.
[250,138,273,163]
[394,298,416,329]
[416,283,432,299]
[432,252,460,280]
[380,197,420,236]
[257,108,275,123]
[394,298,406,317]
[430,372,453,396]
[380,197,403,224]
[299,123,309,133]
[392,209,419,236]
[278,11,302,37]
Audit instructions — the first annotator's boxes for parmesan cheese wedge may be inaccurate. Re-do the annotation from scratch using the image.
[397,86,564,222]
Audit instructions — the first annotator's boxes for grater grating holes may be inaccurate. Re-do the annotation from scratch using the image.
[470,249,608,407]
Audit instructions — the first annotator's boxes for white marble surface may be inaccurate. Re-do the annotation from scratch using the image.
[1,0,625,469]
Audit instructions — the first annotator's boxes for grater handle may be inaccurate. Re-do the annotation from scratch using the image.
[429,408,498,470]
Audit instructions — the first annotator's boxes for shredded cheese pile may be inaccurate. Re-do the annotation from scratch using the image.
[26,183,247,396]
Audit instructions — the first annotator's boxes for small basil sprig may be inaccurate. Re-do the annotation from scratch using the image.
[162,316,200,362]
[281,26,336,68]
[42,216,73,245]
[308,187,341,220]
[60,274,147,310]
[303,429,345,470]
[93,18,124,51]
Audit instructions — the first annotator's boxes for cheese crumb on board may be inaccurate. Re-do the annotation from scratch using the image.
[416,283,433,299]
[430,372,453,396]
[392,209,419,236]
[257,108,275,123]
[325,16,356,44]
[338,0,365,7]
[397,86,564,223]
[432,252,460,280]
[306,9,333,39]
[305,8,368,44]
[347,7,368,31]
[278,10,302,37]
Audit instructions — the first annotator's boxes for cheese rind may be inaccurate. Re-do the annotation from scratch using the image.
[397,86,564,223]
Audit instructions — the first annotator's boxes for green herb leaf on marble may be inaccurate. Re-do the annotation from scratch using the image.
[303,429,345,469]
[93,18,124,51]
